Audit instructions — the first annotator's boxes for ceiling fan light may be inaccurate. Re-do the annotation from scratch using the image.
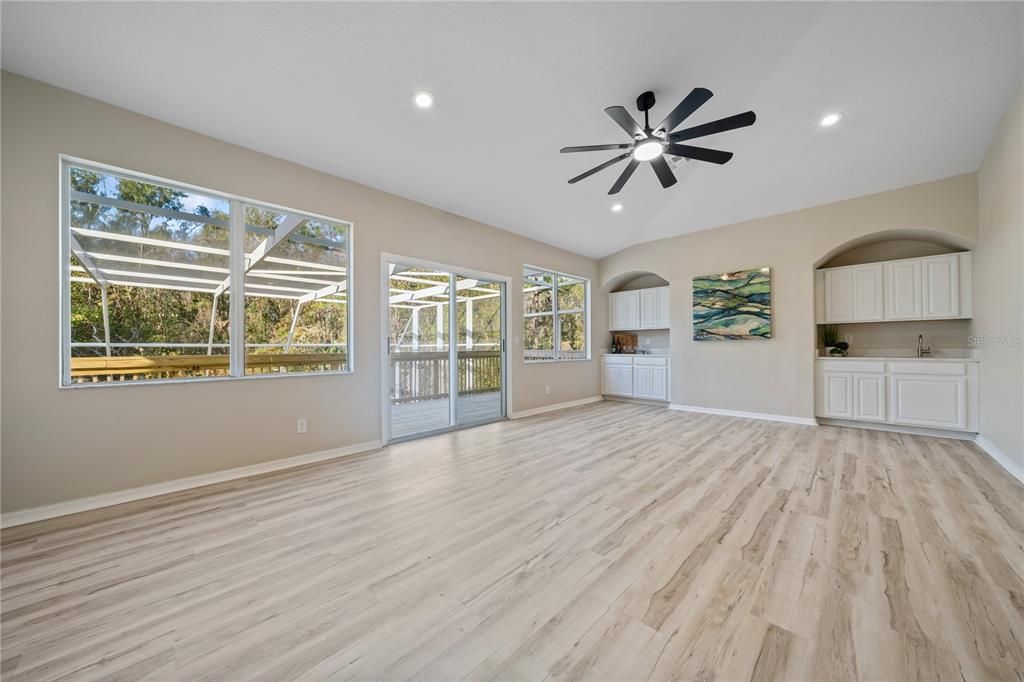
[820,112,842,127]
[413,91,434,109]
[633,140,663,161]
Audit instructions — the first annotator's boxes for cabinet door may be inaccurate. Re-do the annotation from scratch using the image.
[649,367,668,401]
[824,268,853,323]
[884,260,922,320]
[603,364,615,394]
[656,287,671,328]
[604,363,631,396]
[852,264,884,321]
[618,366,634,396]
[639,289,659,329]
[823,372,854,418]
[624,291,640,329]
[610,293,628,330]
[853,374,886,422]
[922,255,959,318]
[889,374,966,430]
[634,366,651,399]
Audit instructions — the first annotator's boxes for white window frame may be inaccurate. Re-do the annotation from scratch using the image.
[522,265,590,363]
[58,155,355,388]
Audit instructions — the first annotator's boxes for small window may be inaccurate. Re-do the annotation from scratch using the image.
[523,266,589,362]
[61,159,352,385]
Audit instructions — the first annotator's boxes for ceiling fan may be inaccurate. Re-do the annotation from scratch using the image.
[560,89,756,195]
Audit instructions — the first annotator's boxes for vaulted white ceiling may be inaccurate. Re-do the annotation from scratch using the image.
[3,2,1022,258]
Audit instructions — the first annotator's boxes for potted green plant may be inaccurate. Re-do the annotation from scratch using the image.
[829,341,850,357]
[820,325,840,356]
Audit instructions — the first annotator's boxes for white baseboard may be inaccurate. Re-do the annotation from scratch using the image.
[974,434,1024,486]
[603,396,670,407]
[669,403,818,426]
[511,396,603,419]
[1,440,383,529]
[817,418,977,440]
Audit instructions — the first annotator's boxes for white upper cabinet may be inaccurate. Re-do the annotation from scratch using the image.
[639,289,659,328]
[657,287,670,327]
[852,263,884,321]
[610,290,640,330]
[824,268,854,322]
[921,254,960,318]
[610,286,670,330]
[818,252,971,324]
[823,264,881,322]
[884,259,922,319]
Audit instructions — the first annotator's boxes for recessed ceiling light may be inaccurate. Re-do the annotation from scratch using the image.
[611,203,624,213]
[820,112,842,127]
[414,91,434,109]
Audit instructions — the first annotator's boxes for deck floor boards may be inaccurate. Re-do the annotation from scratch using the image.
[390,391,502,438]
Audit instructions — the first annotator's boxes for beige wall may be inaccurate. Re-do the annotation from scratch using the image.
[0,73,602,512]
[972,81,1024,467]
[598,175,979,418]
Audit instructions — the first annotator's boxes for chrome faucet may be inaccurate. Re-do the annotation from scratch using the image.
[917,334,931,358]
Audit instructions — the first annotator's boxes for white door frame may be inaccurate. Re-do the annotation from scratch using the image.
[380,252,511,444]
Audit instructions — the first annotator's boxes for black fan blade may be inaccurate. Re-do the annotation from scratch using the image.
[668,111,756,143]
[650,155,677,189]
[665,144,733,165]
[604,106,643,138]
[568,152,630,184]
[655,87,713,134]
[608,159,639,195]
[560,143,632,153]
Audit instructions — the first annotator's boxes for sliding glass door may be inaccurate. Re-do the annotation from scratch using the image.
[387,261,505,441]
[455,274,504,427]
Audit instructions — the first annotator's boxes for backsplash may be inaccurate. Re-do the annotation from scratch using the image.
[822,319,971,351]
[609,328,670,354]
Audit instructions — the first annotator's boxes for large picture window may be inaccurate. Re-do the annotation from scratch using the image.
[61,158,351,385]
[523,266,589,362]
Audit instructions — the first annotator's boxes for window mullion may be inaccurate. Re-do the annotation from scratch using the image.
[228,198,245,377]
[552,272,559,360]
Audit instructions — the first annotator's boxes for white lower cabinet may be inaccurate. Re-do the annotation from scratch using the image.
[816,359,977,432]
[853,374,887,422]
[603,360,633,397]
[822,372,854,418]
[602,356,669,401]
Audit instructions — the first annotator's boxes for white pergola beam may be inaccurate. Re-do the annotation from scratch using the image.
[298,281,348,304]
[69,233,109,288]
[213,214,306,296]
[389,278,479,304]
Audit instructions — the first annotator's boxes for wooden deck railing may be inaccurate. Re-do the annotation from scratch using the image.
[70,352,347,382]
[390,350,501,403]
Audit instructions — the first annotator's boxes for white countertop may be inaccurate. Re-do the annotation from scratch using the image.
[816,353,978,363]
[602,352,671,357]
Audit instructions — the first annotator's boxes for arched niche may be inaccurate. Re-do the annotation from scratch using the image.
[814,228,976,269]
[604,270,670,292]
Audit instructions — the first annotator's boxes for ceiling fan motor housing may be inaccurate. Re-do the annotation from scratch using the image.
[636,91,657,113]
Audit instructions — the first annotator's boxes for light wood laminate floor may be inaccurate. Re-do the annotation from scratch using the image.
[2,402,1023,681]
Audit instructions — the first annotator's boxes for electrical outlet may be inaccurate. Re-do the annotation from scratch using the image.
[545,385,551,395]
[296,418,307,434]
